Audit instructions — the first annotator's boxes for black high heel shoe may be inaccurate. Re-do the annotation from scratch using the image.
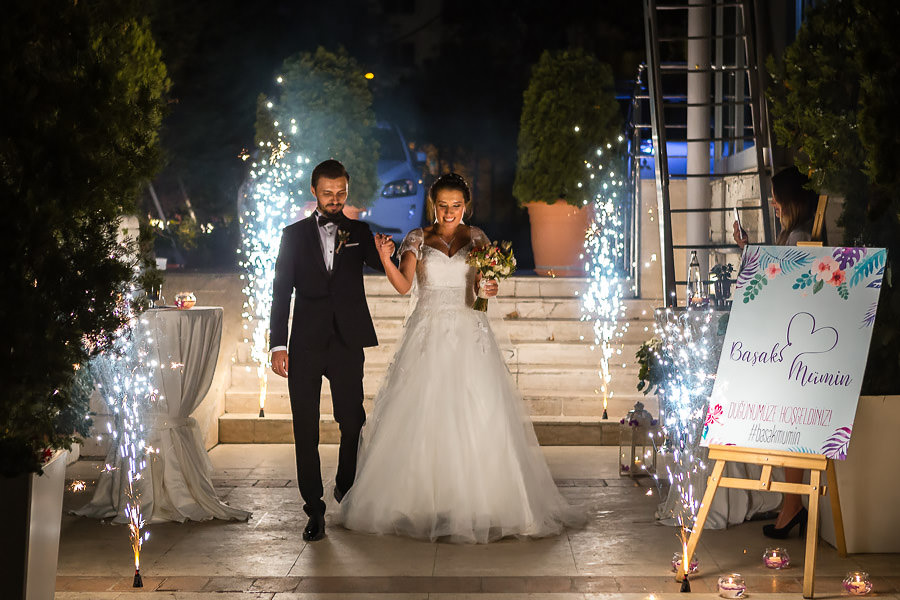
[762,507,808,539]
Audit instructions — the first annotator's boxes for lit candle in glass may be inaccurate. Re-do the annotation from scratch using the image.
[842,571,873,595]
[763,547,790,569]
[717,573,746,598]
[671,552,699,574]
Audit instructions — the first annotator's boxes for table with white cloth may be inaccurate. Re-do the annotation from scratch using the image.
[75,307,250,523]
[654,307,782,529]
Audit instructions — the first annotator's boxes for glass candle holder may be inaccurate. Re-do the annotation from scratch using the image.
[763,547,791,569]
[842,571,873,595]
[671,552,699,574]
[717,573,747,598]
[174,292,196,309]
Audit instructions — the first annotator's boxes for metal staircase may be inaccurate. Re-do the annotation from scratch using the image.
[641,0,774,306]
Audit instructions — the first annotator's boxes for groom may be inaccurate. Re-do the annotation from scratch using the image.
[269,159,392,541]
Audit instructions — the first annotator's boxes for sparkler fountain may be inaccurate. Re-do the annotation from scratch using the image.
[87,287,158,587]
[239,90,310,418]
[581,138,631,420]
[649,304,720,581]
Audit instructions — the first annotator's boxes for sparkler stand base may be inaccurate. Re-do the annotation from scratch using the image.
[133,569,143,588]
[259,408,265,418]
[676,445,847,598]
[679,573,690,593]
[602,409,608,420]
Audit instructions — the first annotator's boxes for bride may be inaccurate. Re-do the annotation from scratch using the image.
[339,173,584,543]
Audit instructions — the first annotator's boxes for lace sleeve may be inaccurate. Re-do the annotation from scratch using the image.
[399,228,424,260]
[469,225,491,248]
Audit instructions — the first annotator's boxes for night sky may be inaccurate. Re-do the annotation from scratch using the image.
[147,0,644,266]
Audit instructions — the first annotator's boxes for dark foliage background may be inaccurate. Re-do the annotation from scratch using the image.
[0,0,169,476]
[767,0,900,394]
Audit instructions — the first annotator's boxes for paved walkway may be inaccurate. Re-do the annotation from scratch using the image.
[58,445,899,599]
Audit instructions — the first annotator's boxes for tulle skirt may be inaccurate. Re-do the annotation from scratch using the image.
[339,287,585,543]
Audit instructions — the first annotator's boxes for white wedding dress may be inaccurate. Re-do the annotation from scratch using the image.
[339,227,585,543]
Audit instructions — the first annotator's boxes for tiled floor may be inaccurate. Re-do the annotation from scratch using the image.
[57,445,899,599]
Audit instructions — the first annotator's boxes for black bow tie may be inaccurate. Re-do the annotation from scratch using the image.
[317,213,342,227]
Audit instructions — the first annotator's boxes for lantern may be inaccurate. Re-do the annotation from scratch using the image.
[619,401,658,477]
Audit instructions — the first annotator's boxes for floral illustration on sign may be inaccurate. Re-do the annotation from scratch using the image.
[822,426,852,460]
[848,250,886,288]
[742,248,814,303]
[861,301,878,328]
[760,248,815,274]
[867,266,884,289]
[833,247,866,270]
[738,247,883,305]
[786,248,884,300]
[735,247,760,290]
[787,446,819,455]
[704,403,723,427]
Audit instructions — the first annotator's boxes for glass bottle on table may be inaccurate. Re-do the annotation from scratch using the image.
[687,250,708,308]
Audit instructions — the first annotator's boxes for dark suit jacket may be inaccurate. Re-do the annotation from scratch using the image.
[269,214,383,350]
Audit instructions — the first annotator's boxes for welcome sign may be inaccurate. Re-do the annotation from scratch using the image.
[701,245,886,458]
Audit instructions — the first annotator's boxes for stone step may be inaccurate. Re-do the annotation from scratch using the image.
[218,413,624,446]
[236,339,646,369]
[229,362,642,397]
[225,389,657,420]
[240,341,643,369]
[236,318,653,359]
[361,274,602,299]
[363,295,659,321]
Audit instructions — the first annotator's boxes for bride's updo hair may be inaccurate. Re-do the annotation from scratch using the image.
[427,172,472,221]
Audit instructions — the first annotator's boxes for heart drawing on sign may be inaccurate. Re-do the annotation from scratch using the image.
[785,312,839,357]
[785,311,841,385]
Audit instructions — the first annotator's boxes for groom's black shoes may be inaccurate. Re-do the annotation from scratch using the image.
[303,513,326,542]
[333,486,345,503]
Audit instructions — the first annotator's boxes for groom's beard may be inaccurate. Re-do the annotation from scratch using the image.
[318,202,344,216]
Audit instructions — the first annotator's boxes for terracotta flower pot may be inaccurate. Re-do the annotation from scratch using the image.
[526,200,592,277]
[342,206,363,220]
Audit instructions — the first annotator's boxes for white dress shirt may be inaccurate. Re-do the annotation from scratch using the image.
[316,209,338,272]
[270,210,336,355]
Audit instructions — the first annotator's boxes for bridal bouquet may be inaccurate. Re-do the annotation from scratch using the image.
[466,241,516,312]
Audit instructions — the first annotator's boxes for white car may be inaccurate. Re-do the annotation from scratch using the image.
[359,122,427,239]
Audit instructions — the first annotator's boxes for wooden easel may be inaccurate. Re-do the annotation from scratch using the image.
[676,444,847,598]
[796,194,829,247]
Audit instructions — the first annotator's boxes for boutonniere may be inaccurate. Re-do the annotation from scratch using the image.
[335,228,351,254]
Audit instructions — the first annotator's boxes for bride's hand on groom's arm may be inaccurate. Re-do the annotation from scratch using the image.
[374,233,395,261]
[271,350,289,378]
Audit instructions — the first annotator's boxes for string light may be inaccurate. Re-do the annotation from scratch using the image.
[238,85,310,417]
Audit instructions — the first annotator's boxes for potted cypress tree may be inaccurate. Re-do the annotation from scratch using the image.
[513,49,621,276]
[0,3,169,597]
[255,46,379,218]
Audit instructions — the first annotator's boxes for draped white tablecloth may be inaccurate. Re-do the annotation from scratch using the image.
[75,307,250,523]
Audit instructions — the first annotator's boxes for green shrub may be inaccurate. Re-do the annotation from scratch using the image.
[767,0,900,394]
[0,0,169,476]
[255,47,379,208]
[513,49,621,208]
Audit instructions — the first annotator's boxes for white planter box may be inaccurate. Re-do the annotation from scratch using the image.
[819,395,900,553]
[1,450,67,600]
